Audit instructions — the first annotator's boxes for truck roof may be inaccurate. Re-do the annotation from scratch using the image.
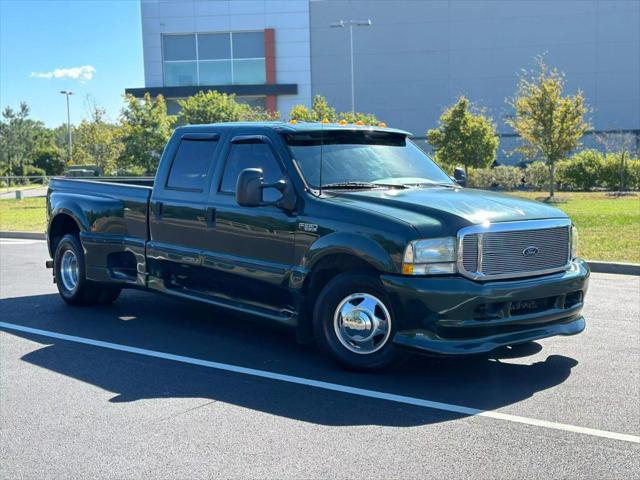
[174,121,412,136]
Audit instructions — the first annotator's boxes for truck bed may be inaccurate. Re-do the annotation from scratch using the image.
[47,177,154,286]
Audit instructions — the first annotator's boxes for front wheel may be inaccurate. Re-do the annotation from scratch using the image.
[54,234,121,306]
[313,272,407,371]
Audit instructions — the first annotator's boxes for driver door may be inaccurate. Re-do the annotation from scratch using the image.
[202,132,298,315]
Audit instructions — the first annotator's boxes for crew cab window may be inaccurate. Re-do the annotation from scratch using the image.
[220,142,283,201]
[166,139,218,191]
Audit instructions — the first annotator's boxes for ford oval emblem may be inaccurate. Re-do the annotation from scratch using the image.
[522,246,540,257]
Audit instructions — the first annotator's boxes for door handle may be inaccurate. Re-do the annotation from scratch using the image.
[206,207,216,228]
[156,202,163,220]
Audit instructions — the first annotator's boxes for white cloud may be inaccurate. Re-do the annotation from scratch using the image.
[30,65,96,81]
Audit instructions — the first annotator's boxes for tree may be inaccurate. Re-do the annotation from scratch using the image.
[426,96,498,175]
[596,131,638,193]
[73,104,123,174]
[177,90,277,125]
[288,95,381,125]
[337,111,380,126]
[0,102,56,177]
[507,56,590,198]
[118,93,175,175]
[32,146,66,176]
[289,95,336,122]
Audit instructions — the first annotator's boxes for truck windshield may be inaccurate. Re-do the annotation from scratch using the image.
[283,130,454,189]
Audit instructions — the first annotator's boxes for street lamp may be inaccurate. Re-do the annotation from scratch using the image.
[330,19,371,112]
[60,90,74,162]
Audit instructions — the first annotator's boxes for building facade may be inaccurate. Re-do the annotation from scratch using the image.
[127,0,640,160]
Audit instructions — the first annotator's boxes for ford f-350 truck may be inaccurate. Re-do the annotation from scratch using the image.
[46,122,589,370]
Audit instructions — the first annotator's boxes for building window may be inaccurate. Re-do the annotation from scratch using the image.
[162,32,265,87]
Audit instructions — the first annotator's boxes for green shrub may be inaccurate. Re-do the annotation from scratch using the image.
[601,152,640,191]
[628,159,640,190]
[555,150,603,190]
[468,166,522,190]
[524,161,550,190]
[467,168,494,189]
[492,166,522,190]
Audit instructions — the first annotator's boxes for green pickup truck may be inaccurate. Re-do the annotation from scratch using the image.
[46,122,589,370]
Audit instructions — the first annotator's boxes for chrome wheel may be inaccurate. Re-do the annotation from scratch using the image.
[333,293,392,354]
[60,249,79,292]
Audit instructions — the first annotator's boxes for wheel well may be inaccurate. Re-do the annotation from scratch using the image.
[49,214,80,255]
[304,253,378,311]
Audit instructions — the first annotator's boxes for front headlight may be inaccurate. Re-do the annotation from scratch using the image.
[402,237,457,275]
[571,224,579,259]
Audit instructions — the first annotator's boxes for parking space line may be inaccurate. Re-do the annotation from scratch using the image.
[1,321,638,444]
[0,239,44,245]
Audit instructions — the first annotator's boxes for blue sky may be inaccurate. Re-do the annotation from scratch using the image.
[1,0,144,127]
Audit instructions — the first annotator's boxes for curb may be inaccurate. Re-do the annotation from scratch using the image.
[1,231,46,240]
[586,260,640,276]
[1,231,638,276]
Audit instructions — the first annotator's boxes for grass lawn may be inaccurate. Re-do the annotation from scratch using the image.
[1,192,638,263]
[509,191,639,263]
[0,197,47,233]
[0,184,47,193]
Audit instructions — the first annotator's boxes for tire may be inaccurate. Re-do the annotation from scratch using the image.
[313,272,407,371]
[54,234,121,306]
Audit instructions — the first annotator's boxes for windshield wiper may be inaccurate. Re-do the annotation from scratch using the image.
[321,181,407,190]
[405,182,457,188]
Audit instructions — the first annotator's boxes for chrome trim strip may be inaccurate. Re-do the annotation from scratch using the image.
[457,218,572,281]
[477,233,484,273]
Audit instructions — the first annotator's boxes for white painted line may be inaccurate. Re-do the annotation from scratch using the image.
[0,239,42,245]
[1,321,638,445]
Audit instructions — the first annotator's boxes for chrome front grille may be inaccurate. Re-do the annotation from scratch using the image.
[458,219,572,280]
[462,235,479,272]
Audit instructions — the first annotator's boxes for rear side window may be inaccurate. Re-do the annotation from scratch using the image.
[220,142,283,201]
[166,139,218,191]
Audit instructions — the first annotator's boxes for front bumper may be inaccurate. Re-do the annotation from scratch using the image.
[381,259,589,355]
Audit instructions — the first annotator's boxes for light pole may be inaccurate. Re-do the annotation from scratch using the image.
[60,90,74,162]
[330,19,371,113]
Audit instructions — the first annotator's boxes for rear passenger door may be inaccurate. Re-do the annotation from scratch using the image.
[148,132,220,274]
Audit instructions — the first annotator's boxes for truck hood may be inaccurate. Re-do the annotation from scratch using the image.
[329,187,568,237]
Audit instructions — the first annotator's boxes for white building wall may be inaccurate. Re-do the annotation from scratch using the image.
[140,0,312,114]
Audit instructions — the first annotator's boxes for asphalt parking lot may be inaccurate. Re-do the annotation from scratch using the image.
[1,238,638,479]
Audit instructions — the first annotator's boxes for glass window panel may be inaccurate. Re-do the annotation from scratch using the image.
[232,31,264,59]
[198,33,231,60]
[163,61,197,86]
[233,59,265,84]
[167,139,219,191]
[236,96,266,109]
[165,99,181,116]
[163,34,196,61]
[221,142,283,201]
[199,60,232,85]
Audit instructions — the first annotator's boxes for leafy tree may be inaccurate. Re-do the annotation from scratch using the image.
[73,105,123,174]
[288,95,381,125]
[32,146,66,175]
[602,152,640,191]
[0,102,56,177]
[337,111,380,126]
[177,90,277,124]
[596,132,638,193]
[288,104,315,122]
[288,95,338,122]
[309,95,337,122]
[118,94,175,175]
[426,96,498,175]
[507,56,590,198]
